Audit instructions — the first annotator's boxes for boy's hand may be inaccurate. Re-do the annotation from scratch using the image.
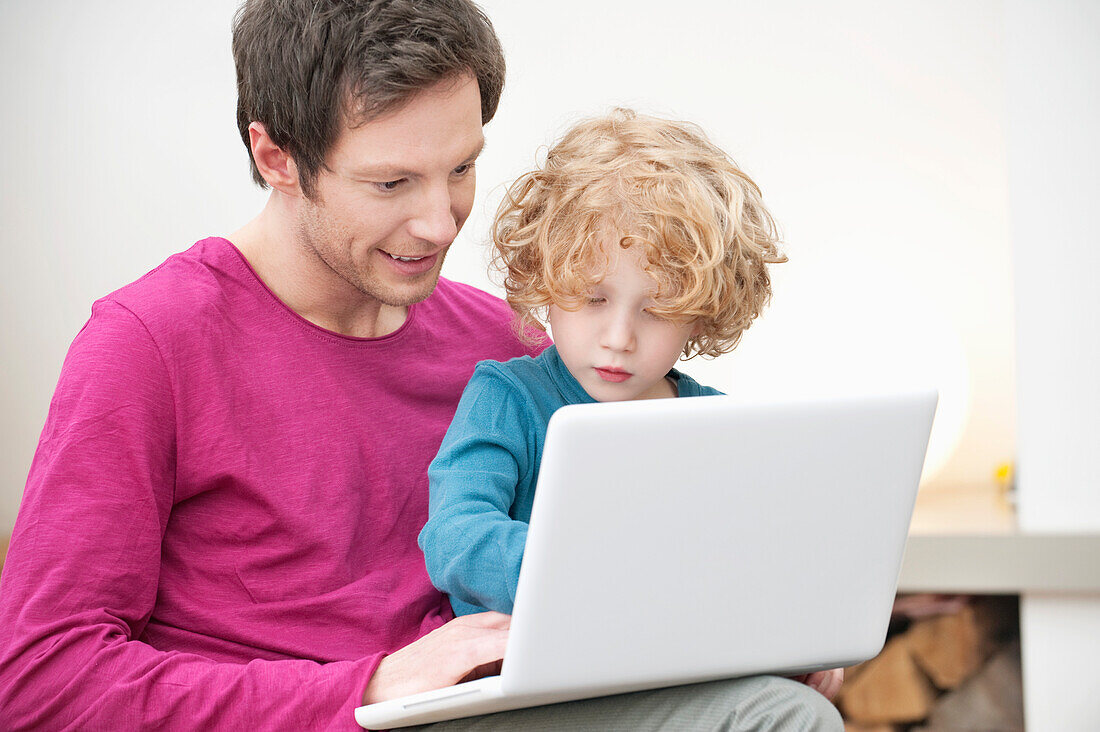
[791,668,844,701]
[362,611,510,704]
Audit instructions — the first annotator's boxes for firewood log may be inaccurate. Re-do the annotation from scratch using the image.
[907,605,989,689]
[844,722,897,732]
[921,641,1024,732]
[838,635,937,724]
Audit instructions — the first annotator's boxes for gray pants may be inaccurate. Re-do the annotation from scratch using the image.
[411,675,843,731]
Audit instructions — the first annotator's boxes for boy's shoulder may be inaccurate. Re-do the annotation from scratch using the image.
[453,349,580,435]
[471,346,577,402]
[470,349,549,391]
[670,368,725,397]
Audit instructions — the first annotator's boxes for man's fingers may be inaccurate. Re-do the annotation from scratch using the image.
[811,668,843,701]
[363,614,511,704]
[457,658,504,684]
[437,614,509,683]
[793,669,843,702]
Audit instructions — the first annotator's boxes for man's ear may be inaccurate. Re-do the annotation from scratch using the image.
[248,121,303,196]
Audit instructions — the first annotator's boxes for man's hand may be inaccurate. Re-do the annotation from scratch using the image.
[791,668,843,702]
[362,612,510,704]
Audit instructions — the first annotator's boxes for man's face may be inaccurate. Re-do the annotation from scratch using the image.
[549,239,696,402]
[296,73,485,308]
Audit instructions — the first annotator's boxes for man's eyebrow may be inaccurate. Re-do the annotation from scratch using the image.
[351,139,486,180]
[449,138,487,170]
[465,138,487,163]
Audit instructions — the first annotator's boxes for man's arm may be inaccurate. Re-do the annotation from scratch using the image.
[0,302,383,729]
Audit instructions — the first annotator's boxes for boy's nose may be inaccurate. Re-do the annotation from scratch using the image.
[601,314,636,352]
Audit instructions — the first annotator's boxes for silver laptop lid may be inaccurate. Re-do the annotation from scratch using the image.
[502,390,937,697]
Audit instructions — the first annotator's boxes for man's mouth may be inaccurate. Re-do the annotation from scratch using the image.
[379,249,442,275]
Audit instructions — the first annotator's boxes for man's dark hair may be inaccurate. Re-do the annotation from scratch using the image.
[232,0,505,198]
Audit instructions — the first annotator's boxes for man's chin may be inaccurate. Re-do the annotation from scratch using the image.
[367,269,445,308]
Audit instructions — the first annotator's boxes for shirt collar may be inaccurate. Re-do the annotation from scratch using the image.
[542,345,597,405]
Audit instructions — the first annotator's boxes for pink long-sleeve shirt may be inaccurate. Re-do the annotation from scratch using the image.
[0,237,542,730]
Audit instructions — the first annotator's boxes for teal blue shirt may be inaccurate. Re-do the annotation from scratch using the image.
[419,345,722,616]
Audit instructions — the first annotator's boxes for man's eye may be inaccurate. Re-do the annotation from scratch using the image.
[376,179,405,192]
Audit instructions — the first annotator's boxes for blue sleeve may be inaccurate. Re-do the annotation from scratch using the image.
[418,366,535,616]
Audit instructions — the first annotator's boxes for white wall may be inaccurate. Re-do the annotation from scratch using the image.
[0,2,1015,531]
[1005,0,1100,728]
[1006,0,1100,534]
[0,1,268,531]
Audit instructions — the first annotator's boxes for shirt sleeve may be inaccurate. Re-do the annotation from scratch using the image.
[0,300,379,731]
[419,366,536,616]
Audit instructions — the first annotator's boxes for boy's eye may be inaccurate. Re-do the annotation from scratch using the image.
[587,297,606,305]
[452,163,474,176]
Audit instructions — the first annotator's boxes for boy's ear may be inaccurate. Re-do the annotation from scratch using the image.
[248,121,303,197]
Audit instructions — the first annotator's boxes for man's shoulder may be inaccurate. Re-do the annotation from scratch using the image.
[57,239,242,399]
[101,237,245,334]
[416,277,545,356]
[421,277,512,320]
[103,238,237,319]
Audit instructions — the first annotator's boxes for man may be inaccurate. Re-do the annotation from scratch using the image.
[0,1,842,728]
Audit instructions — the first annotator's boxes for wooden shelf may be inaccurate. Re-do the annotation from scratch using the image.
[898,485,1100,594]
[908,484,1017,536]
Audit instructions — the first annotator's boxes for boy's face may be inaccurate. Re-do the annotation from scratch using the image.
[549,241,696,402]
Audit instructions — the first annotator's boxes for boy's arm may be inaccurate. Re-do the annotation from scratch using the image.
[0,302,378,730]
[419,367,535,616]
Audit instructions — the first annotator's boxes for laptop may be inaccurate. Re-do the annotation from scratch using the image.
[356,389,938,728]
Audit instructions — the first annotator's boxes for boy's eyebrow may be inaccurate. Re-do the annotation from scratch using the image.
[593,279,661,300]
[351,138,486,180]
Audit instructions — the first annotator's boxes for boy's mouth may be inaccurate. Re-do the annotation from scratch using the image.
[595,367,631,383]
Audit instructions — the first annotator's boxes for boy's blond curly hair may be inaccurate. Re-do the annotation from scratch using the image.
[491,108,786,358]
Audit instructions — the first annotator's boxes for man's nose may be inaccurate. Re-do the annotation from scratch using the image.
[408,184,459,247]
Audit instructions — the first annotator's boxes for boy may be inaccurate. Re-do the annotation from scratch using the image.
[418,109,843,706]
[420,108,786,616]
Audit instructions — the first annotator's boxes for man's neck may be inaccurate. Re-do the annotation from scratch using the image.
[230,195,408,339]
